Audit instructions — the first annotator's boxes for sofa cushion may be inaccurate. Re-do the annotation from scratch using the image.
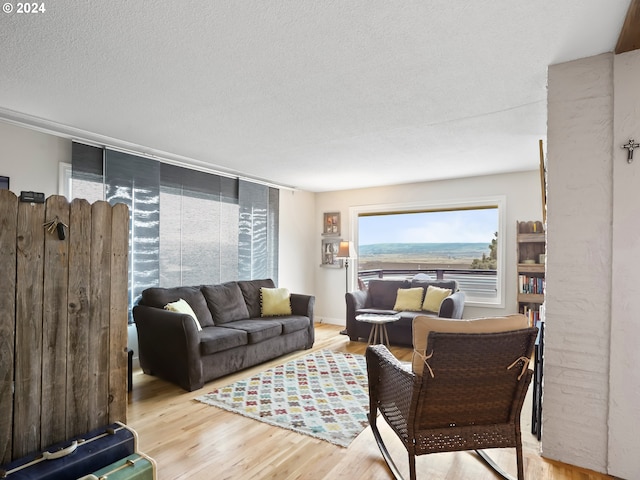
[261,287,292,316]
[141,286,215,327]
[199,326,248,355]
[393,287,424,311]
[202,282,250,325]
[222,319,283,344]
[164,298,202,331]
[411,314,530,375]
[275,316,311,334]
[238,279,276,318]
[421,285,452,313]
[367,279,410,309]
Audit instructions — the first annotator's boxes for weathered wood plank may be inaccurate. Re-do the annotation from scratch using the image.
[108,203,129,423]
[13,198,45,458]
[88,201,111,430]
[40,195,70,448]
[66,198,91,438]
[0,190,18,464]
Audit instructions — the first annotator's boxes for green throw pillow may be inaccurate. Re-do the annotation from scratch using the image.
[260,287,292,316]
[393,287,424,311]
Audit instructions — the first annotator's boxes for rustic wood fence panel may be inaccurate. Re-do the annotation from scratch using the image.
[0,191,17,465]
[0,191,129,463]
[14,197,45,459]
[41,195,70,448]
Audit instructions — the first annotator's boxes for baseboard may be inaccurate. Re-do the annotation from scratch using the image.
[316,317,344,326]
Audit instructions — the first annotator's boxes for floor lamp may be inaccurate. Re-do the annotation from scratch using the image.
[336,240,352,293]
[336,240,352,336]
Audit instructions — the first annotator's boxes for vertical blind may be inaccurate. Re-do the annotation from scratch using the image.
[71,142,279,321]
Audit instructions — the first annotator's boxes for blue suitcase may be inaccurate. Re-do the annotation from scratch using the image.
[78,453,156,480]
[0,422,137,480]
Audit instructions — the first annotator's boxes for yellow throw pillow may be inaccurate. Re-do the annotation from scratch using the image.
[164,298,202,331]
[393,287,424,311]
[421,285,452,313]
[260,287,292,316]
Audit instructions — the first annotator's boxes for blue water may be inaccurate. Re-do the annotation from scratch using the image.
[359,243,490,259]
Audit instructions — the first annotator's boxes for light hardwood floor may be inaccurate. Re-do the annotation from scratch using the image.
[127,324,613,480]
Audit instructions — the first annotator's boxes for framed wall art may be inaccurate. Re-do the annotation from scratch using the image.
[323,212,340,236]
[0,176,9,190]
[321,237,343,268]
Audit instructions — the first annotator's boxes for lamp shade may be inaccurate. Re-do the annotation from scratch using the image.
[336,241,351,258]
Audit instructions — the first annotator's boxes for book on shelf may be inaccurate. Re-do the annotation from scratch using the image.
[521,305,540,326]
[518,275,545,294]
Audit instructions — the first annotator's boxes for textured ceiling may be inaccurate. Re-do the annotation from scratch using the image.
[0,1,632,191]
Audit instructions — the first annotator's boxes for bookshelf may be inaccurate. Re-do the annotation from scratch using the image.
[517,220,545,326]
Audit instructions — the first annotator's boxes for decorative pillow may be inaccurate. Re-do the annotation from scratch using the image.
[411,314,530,375]
[421,285,452,313]
[238,279,277,318]
[201,282,250,324]
[392,287,424,311]
[260,287,292,317]
[142,286,214,327]
[164,298,202,331]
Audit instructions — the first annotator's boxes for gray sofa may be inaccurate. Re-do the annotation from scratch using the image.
[345,277,465,347]
[133,279,315,391]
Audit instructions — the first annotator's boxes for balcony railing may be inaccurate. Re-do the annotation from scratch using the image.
[358,268,498,299]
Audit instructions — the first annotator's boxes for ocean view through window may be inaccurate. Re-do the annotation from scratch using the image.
[357,205,501,305]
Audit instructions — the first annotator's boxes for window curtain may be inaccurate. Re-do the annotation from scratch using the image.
[238,180,279,281]
[71,142,103,204]
[159,164,239,286]
[71,142,278,322]
[104,150,160,317]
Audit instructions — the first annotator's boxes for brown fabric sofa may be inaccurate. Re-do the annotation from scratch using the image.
[345,277,465,347]
[133,279,314,391]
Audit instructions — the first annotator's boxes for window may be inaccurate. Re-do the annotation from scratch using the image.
[352,198,505,307]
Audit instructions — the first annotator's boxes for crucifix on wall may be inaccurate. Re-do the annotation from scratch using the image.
[621,138,640,163]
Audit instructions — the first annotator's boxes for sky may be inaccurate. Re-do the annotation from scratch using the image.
[358,208,498,245]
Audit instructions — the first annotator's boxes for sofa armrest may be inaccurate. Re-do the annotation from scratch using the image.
[438,290,466,319]
[345,290,369,341]
[290,293,314,319]
[133,305,204,391]
[290,293,315,348]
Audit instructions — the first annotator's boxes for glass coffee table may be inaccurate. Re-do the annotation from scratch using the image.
[355,313,401,346]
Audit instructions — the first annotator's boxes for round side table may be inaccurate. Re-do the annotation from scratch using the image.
[355,313,401,346]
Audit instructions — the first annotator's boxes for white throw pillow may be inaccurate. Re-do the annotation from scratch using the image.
[164,298,202,331]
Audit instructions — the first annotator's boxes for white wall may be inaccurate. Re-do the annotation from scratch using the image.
[610,50,640,479]
[278,188,316,296]
[546,50,640,478]
[545,53,613,474]
[313,170,543,325]
[0,121,69,196]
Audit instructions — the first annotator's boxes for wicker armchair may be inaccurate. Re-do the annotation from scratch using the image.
[366,327,538,480]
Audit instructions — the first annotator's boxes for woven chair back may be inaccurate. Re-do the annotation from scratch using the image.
[415,328,537,431]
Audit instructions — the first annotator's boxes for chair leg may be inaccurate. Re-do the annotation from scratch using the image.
[369,412,405,480]
[408,453,416,480]
[516,443,524,480]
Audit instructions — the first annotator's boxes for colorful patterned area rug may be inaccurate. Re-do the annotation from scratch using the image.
[195,349,370,447]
